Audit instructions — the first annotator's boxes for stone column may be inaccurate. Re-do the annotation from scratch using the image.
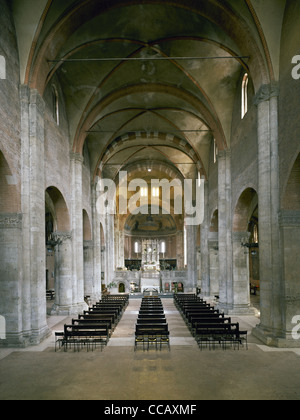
[218,150,233,312]
[91,182,102,302]
[231,232,255,315]
[114,227,125,269]
[0,214,24,346]
[176,230,184,269]
[186,224,197,292]
[84,240,94,299]
[208,233,219,298]
[51,232,77,315]
[20,86,51,346]
[105,213,115,286]
[200,181,210,297]
[70,153,87,312]
[252,83,284,345]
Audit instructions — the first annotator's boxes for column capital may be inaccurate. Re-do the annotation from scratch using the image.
[254,82,279,106]
[218,148,231,160]
[70,151,84,164]
[232,231,251,243]
[0,213,22,229]
[52,231,72,244]
[279,210,300,227]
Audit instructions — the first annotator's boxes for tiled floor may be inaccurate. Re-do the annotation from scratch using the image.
[1,297,300,400]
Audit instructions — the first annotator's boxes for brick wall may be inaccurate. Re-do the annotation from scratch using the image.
[0,0,21,212]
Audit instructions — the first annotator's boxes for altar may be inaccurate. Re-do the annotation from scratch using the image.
[143,263,160,271]
[140,239,162,292]
[141,271,161,293]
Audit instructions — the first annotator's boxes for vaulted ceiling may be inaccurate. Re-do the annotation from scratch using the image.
[11,0,286,183]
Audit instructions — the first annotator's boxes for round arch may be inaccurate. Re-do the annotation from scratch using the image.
[83,209,92,241]
[45,186,71,232]
[233,187,258,232]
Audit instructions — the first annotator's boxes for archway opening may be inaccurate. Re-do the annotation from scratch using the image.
[45,187,71,314]
[233,188,259,314]
[118,283,125,293]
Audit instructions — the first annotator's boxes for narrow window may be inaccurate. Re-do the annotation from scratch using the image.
[134,241,139,254]
[213,139,218,164]
[161,241,166,254]
[241,73,249,119]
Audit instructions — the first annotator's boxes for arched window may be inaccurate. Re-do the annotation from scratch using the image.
[52,85,59,125]
[241,73,249,119]
[213,139,218,164]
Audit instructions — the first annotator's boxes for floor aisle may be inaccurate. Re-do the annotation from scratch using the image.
[1,298,300,400]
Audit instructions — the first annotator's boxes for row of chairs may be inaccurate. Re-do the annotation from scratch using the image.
[174,294,248,350]
[55,295,129,352]
[135,297,170,351]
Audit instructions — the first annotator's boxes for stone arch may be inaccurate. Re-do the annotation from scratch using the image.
[83,209,92,241]
[232,187,258,314]
[118,282,125,293]
[210,209,219,232]
[233,187,258,232]
[29,0,269,96]
[45,187,73,315]
[45,186,70,232]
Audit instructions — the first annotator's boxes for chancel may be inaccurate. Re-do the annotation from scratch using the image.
[0,0,300,401]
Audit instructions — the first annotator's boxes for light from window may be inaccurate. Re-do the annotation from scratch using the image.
[152,187,159,197]
[241,73,249,119]
[134,241,139,254]
[161,241,166,254]
[253,224,258,244]
[140,187,148,197]
[214,139,218,164]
